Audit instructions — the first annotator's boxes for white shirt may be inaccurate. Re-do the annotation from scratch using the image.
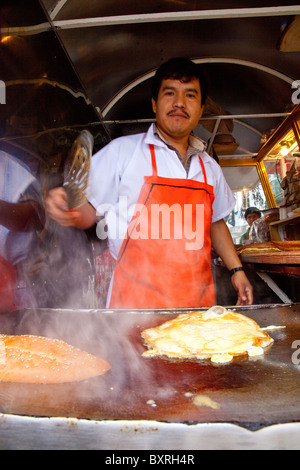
[88,124,235,260]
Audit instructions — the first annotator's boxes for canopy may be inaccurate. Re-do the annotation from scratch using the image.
[0,1,299,178]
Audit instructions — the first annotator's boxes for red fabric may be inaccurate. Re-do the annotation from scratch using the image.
[0,255,16,313]
[109,144,215,309]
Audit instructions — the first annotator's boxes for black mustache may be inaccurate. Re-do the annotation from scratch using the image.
[167,110,190,118]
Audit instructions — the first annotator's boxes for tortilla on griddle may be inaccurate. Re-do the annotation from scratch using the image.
[141,306,273,364]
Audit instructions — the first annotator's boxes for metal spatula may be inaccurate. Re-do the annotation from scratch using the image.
[63,130,94,209]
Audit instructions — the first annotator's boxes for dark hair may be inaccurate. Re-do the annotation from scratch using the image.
[245,207,262,219]
[152,57,209,105]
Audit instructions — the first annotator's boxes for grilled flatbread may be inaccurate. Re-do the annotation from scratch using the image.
[0,334,111,384]
[272,241,300,251]
[141,306,273,364]
[237,242,280,255]
[237,241,300,255]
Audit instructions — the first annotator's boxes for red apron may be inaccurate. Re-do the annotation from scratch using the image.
[0,255,16,313]
[109,144,216,309]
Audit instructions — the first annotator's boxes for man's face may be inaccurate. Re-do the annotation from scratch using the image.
[246,212,260,226]
[152,78,204,142]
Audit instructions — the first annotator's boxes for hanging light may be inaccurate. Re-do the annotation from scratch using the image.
[280,140,291,157]
[1,36,12,44]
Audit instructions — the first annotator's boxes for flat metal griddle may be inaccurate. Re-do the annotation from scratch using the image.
[0,304,299,430]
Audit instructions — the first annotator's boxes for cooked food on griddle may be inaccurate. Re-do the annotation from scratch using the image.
[0,334,110,384]
[141,306,274,364]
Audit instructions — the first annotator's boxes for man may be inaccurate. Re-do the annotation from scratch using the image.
[46,58,253,308]
[240,207,262,244]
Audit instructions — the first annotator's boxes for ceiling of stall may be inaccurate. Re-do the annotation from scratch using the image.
[0,0,300,178]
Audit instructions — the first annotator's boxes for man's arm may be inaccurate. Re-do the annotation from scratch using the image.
[211,219,253,305]
[45,187,97,229]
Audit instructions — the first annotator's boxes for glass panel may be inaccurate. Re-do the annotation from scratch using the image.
[222,166,268,244]
[264,160,286,207]
[265,128,296,159]
[264,124,300,212]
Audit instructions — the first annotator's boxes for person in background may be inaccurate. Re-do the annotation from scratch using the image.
[0,151,94,310]
[240,207,262,244]
[46,57,253,308]
[0,152,42,311]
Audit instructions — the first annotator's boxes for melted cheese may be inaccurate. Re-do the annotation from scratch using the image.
[141,307,274,364]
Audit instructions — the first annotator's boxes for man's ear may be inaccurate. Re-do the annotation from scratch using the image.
[152,98,157,114]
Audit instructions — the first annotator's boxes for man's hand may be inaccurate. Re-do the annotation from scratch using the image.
[231,270,253,306]
[46,187,77,227]
[46,187,96,229]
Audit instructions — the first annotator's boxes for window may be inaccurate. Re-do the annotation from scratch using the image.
[222,166,268,244]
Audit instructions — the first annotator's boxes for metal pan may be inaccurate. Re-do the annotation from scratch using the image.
[0,304,299,449]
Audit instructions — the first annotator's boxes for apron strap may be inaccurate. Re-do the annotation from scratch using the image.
[149,144,158,177]
[149,143,208,184]
[199,157,208,185]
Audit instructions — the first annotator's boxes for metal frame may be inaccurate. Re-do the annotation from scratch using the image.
[257,161,278,208]
[221,158,278,209]
[257,104,300,162]
[220,105,300,209]
[50,5,300,28]
[1,414,300,450]
[2,2,299,210]
[3,5,298,34]
[101,57,294,117]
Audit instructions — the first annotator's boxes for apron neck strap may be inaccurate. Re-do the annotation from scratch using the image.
[149,143,208,184]
[149,144,157,177]
[198,157,208,185]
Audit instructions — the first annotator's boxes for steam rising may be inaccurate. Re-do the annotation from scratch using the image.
[21,217,96,311]
[0,304,181,422]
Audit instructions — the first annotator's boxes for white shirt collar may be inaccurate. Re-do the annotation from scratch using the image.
[145,123,207,153]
